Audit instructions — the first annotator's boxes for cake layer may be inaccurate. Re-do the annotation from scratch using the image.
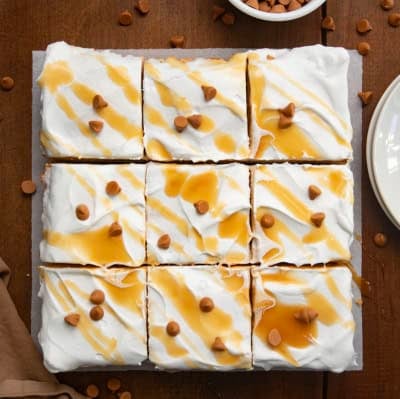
[38,266,147,372]
[148,266,252,370]
[38,41,143,159]
[40,163,146,267]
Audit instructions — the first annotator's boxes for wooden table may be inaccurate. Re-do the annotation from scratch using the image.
[1,1,399,397]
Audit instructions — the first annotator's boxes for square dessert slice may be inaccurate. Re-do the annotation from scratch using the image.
[252,266,356,372]
[143,54,249,161]
[148,266,252,370]
[252,163,353,266]
[40,163,146,267]
[38,266,147,372]
[248,45,353,161]
[38,41,143,159]
[146,163,251,265]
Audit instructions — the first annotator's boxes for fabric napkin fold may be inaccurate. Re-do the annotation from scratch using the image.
[0,256,86,399]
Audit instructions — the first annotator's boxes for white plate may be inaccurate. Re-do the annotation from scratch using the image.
[371,75,400,228]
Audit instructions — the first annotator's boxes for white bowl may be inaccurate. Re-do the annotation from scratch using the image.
[228,0,326,22]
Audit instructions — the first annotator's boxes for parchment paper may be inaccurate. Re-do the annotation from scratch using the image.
[31,48,363,371]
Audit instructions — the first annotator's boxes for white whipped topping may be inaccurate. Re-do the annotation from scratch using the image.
[252,163,354,266]
[40,163,146,267]
[38,41,143,159]
[148,266,252,370]
[146,162,252,265]
[38,266,147,372]
[252,266,356,372]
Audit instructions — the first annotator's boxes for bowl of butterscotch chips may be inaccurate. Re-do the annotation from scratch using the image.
[229,0,326,21]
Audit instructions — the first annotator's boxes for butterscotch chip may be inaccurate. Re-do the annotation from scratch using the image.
[266,54,275,60]
[92,94,108,110]
[89,120,104,133]
[187,114,202,129]
[279,0,290,5]
[76,204,89,221]
[356,18,372,34]
[119,392,132,399]
[260,213,275,228]
[221,12,236,25]
[381,0,394,10]
[278,114,292,129]
[358,91,373,106]
[158,234,171,249]
[267,328,281,347]
[135,0,150,15]
[106,180,121,196]
[174,115,188,132]
[246,0,259,9]
[90,305,104,321]
[170,35,185,48]
[388,13,400,27]
[321,16,336,31]
[194,200,209,215]
[199,297,214,312]
[294,307,319,324]
[21,179,36,195]
[280,102,295,118]
[64,313,80,327]
[288,0,302,11]
[107,378,121,392]
[373,232,388,248]
[271,4,286,12]
[308,185,322,200]
[211,337,226,351]
[201,85,217,101]
[109,222,123,237]
[85,384,100,398]
[357,41,371,56]
[0,76,14,91]
[90,289,105,305]
[166,321,180,336]
[310,212,325,227]
[118,10,133,26]
[212,5,226,21]
[259,2,271,12]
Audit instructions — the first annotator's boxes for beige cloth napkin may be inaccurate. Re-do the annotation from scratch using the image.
[0,257,86,399]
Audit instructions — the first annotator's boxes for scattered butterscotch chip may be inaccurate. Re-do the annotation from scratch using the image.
[85,384,100,398]
[260,213,275,229]
[119,392,132,399]
[199,297,214,312]
[158,234,171,249]
[278,114,293,129]
[293,307,319,324]
[388,13,400,27]
[201,85,217,101]
[358,91,373,106]
[109,222,123,237]
[118,10,133,26]
[211,337,226,352]
[106,180,121,196]
[373,232,388,248]
[92,94,108,110]
[288,0,302,11]
[89,120,104,133]
[20,179,36,195]
[76,204,90,221]
[271,4,286,12]
[381,0,394,10]
[280,102,295,118]
[321,16,336,31]
[90,305,104,321]
[64,313,80,327]
[246,0,259,9]
[0,76,14,91]
[187,114,202,129]
[259,2,271,12]
[355,298,363,306]
[170,35,185,48]
[308,185,322,200]
[310,212,325,228]
[174,115,188,132]
[166,321,180,336]
[356,18,372,34]
[135,0,150,15]
[194,200,209,215]
[212,5,226,21]
[90,289,105,305]
[267,328,281,347]
[106,378,121,392]
[357,41,371,56]
[221,12,236,25]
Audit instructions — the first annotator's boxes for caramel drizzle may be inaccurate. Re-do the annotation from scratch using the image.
[40,129,79,156]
